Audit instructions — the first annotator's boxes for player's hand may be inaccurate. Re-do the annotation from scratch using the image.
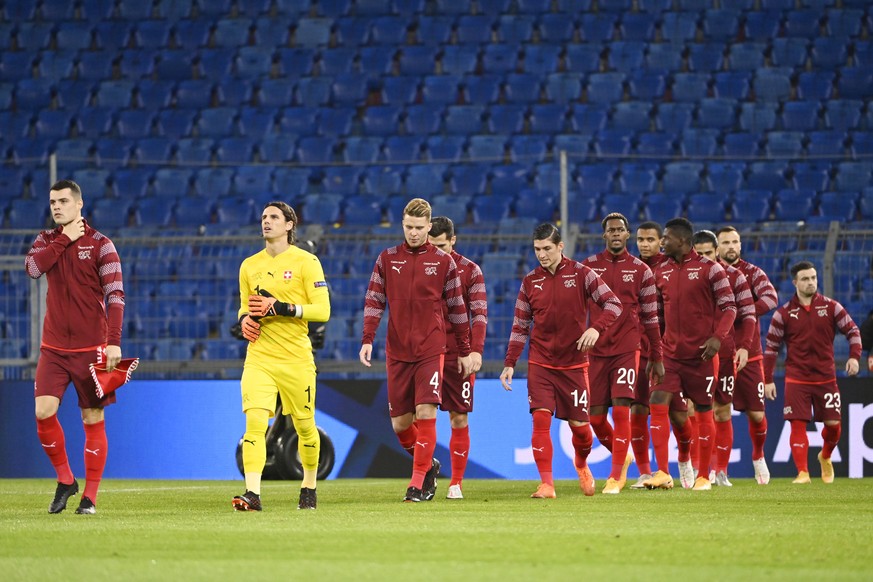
[734,348,749,373]
[868,355,873,372]
[458,354,474,378]
[241,315,261,342]
[61,217,85,242]
[575,328,600,351]
[105,345,121,371]
[647,360,665,385]
[846,357,860,376]
[359,343,373,367]
[499,366,514,391]
[764,382,777,400]
[467,352,483,375]
[699,337,721,361]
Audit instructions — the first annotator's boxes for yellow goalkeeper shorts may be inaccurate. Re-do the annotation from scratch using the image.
[240,360,317,420]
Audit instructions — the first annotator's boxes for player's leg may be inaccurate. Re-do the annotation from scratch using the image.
[234,364,278,510]
[815,382,842,484]
[712,357,735,486]
[410,355,444,501]
[736,359,769,484]
[564,367,595,496]
[602,352,636,493]
[647,387,676,489]
[527,364,557,498]
[785,381,812,484]
[35,350,79,513]
[280,361,320,508]
[587,356,614,453]
[687,358,717,491]
[686,402,699,476]
[440,359,473,498]
[630,356,652,487]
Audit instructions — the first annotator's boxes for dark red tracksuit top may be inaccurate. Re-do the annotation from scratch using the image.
[25,221,125,351]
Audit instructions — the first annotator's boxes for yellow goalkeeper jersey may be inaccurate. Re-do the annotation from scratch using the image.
[238,245,330,364]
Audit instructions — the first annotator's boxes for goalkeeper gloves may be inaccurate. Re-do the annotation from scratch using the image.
[248,289,298,318]
[240,315,261,342]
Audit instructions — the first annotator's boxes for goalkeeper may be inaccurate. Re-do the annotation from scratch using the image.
[232,201,330,511]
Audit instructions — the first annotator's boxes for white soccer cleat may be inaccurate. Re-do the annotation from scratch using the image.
[713,470,733,487]
[446,484,464,499]
[708,469,716,482]
[752,457,770,485]
[678,460,695,489]
[630,473,652,489]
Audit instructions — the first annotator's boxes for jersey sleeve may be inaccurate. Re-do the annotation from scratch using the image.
[299,255,330,322]
[25,231,71,279]
[504,280,532,368]
[585,267,622,333]
[444,257,471,357]
[749,265,778,316]
[763,308,786,383]
[467,262,488,354]
[834,301,863,360]
[709,262,737,340]
[99,237,125,345]
[361,253,386,345]
[733,271,757,351]
[639,266,663,361]
[238,258,250,321]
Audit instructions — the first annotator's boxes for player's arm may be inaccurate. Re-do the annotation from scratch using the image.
[98,238,125,367]
[701,263,736,359]
[834,301,862,377]
[504,281,532,370]
[762,309,786,399]
[361,254,386,356]
[639,267,663,363]
[583,266,622,337]
[468,262,488,358]
[25,231,72,278]
[751,268,779,316]
[238,261,260,342]
[443,258,473,376]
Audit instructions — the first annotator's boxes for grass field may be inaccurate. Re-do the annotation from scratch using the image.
[2,477,872,581]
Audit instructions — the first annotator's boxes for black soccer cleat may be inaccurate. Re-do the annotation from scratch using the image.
[404,486,424,502]
[422,458,441,501]
[75,496,96,515]
[232,490,262,511]
[49,480,79,514]
[297,487,317,510]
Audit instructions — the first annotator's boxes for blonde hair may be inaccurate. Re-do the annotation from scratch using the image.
[403,198,432,221]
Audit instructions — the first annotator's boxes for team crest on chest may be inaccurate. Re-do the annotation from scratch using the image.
[564,279,576,288]
[283,270,293,280]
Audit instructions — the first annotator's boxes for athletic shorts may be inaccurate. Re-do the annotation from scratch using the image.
[783,379,841,423]
[440,357,474,413]
[714,353,737,406]
[35,346,116,409]
[241,359,317,420]
[385,354,444,417]
[660,355,719,408]
[527,363,590,423]
[588,351,639,407]
[733,357,766,413]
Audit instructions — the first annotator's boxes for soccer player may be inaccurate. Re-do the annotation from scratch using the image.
[26,179,125,515]
[234,201,330,511]
[691,230,756,486]
[581,213,664,494]
[861,309,873,373]
[716,226,779,485]
[428,217,487,500]
[500,223,623,499]
[630,221,669,488]
[763,261,861,484]
[359,198,474,503]
[643,218,736,491]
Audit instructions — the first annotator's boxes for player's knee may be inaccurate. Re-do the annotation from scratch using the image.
[449,412,468,429]
[292,415,318,442]
[245,408,270,436]
[34,396,59,420]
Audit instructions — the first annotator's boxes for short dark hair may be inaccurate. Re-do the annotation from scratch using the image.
[533,222,561,244]
[716,225,739,238]
[264,201,297,244]
[429,216,455,239]
[664,217,693,243]
[790,260,816,279]
[601,212,629,232]
[692,229,718,247]
[637,221,662,237]
[50,179,82,199]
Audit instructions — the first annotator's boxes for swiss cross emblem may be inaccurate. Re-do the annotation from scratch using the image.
[283,271,293,280]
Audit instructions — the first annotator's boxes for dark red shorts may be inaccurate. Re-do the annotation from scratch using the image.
[439,357,474,413]
[783,379,841,423]
[588,351,639,407]
[714,353,737,406]
[385,354,444,417]
[733,358,766,413]
[635,356,651,407]
[660,355,719,408]
[35,346,116,409]
[527,363,590,422]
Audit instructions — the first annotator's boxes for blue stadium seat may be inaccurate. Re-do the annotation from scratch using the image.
[654,102,694,131]
[827,8,863,38]
[728,42,767,71]
[426,136,465,162]
[404,104,443,135]
[621,12,656,41]
[154,51,195,80]
[94,138,130,169]
[303,194,343,223]
[321,167,362,194]
[712,71,751,100]
[88,197,131,231]
[818,192,857,222]
[456,15,494,44]
[405,165,446,197]
[680,128,719,156]
[792,161,832,192]
[774,189,815,221]
[114,109,153,139]
[706,161,746,193]
[332,72,371,105]
[12,137,50,166]
[729,191,771,222]
[781,101,821,132]
[697,98,737,130]
[9,198,49,229]
[564,45,602,74]
[175,137,215,165]
[440,45,478,77]
[686,192,725,223]
[496,15,535,44]
[378,76,417,106]
[765,131,805,157]
[295,18,333,48]
[472,196,513,223]
[601,194,640,223]
[747,162,790,191]
[297,136,336,164]
[850,132,873,158]
[784,9,821,38]
[645,44,683,71]
[273,167,312,197]
[444,105,484,135]
[490,164,529,197]
[538,15,575,44]
[612,101,652,131]
[554,134,592,156]
[318,107,355,136]
[687,43,725,73]
[278,107,318,135]
[317,47,355,76]
[824,100,863,131]
[277,48,315,76]
[38,51,76,81]
[744,11,781,41]
[353,46,392,75]
[509,136,549,164]
[644,193,684,224]
[587,73,625,105]
[361,105,402,136]
[371,16,408,46]
[196,108,236,138]
[295,77,333,107]
[516,0,551,15]
[627,71,666,101]
[254,16,291,46]
[570,104,608,133]
[235,46,273,78]
[381,135,422,163]
[487,104,527,134]
[55,22,94,51]
[414,16,453,46]
[770,37,809,68]
[479,0,512,14]
[503,73,541,104]
[134,20,172,49]
[152,168,192,198]
[258,135,296,163]
[316,0,353,17]
[193,168,234,197]
[463,75,502,105]
[618,162,658,193]
[136,197,174,227]
[118,49,157,79]
[608,41,646,72]
[671,73,709,103]
[34,109,74,139]
[41,0,77,20]
[342,137,382,163]
[16,79,56,111]
[594,129,633,156]
[449,164,490,195]
[236,107,274,139]
[811,38,849,69]
[515,189,556,222]
[200,48,235,78]
[580,13,618,43]
[172,19,211,51]
[16,22,54,51]
[54,139,95,172]
[0,53,34,82]
[133,79,172,109]
[660,12,698,44]
[753,69,792,102]
[73,169,110,198]
[634,132,675,158]
[796,71,834,101]
[834,162,872,192]
[579,164,615,193]
[215,197,255,226]
[334,15,370,46]
[529,104,567,134]
[481,45,518,75]
[543,73,584,104]
[258,78,296,108]
[662,162,703,194]
[343,195,383,226]
[216,137,255,163]
[422,75,461,105]
[174,79,214,109]
[362,166,402,195]
[739,103,778,133]
[702,9,739,41]
[233,166,271,195]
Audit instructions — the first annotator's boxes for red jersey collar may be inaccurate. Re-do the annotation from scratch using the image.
[599,248,631,262]
[401,241,433,254]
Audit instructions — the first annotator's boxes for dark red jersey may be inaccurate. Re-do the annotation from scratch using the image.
[362,241,470,362]
[731,258,778,358]
[444,250,487,357]
[720,261,756,356]
[764,293,862,384]
[640,252,669,359]
[25,221,124,350]
[582,249,662,361]
[654,250,736,361]
[504,256,622,369]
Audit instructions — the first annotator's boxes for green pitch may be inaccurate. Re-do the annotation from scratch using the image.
[2,478,872,581]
